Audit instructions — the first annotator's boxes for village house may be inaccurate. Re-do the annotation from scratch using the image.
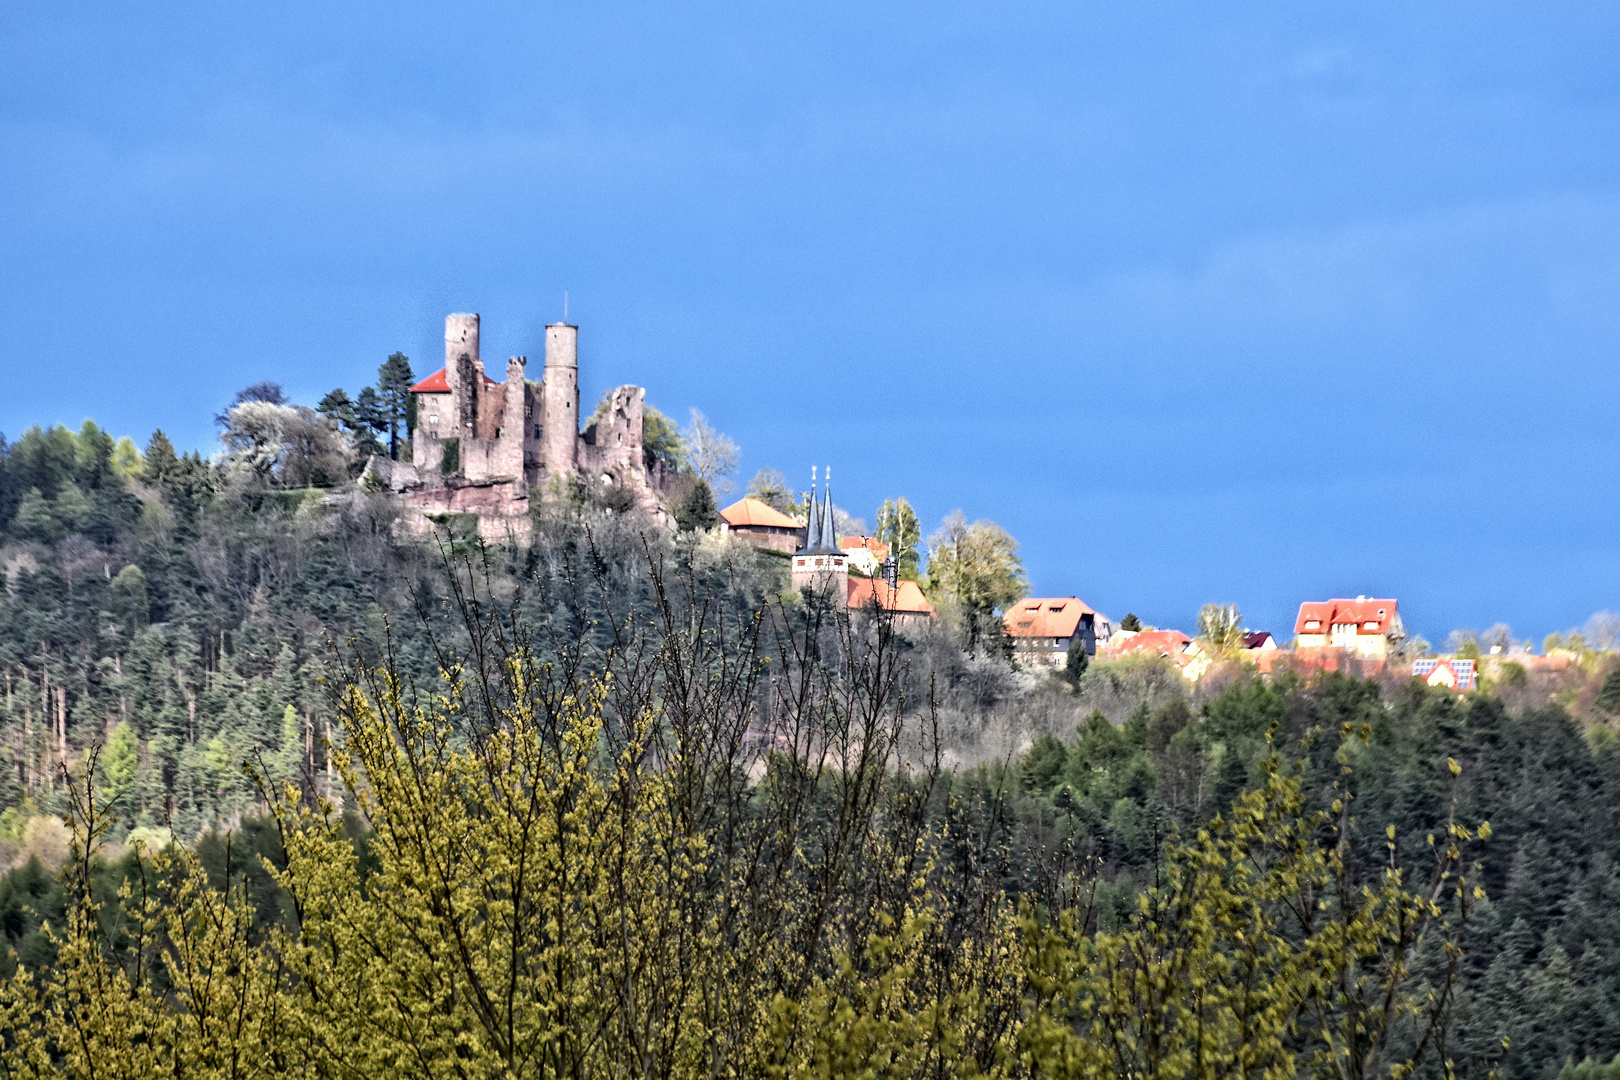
[1106,628,1213,682]
[1293,597,1404,658]
[839,536,890,576]
[719,497,803,554]
[1413,657,1478,692]
[848,577,936,624]
[1003,597,1102,669]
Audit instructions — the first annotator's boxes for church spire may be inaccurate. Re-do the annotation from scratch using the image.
[795,464,842,555]
[820,466,838,551]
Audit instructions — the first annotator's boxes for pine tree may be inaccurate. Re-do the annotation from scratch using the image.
[1063,634,1089,686]
[1596,667,1620,716]
[376,353,415,460]
[675,479,719,531]
[352,387,387,460]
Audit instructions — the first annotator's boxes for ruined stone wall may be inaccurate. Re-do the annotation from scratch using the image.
[398,477,531,545]
[494,358,527,479]
[578,385,644,474]
[522,382,544,482]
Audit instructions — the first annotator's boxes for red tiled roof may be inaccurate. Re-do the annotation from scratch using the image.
[1003,597,1094,640]
[409,367,499,393]
[839,536,890,560]
[1111,629,1192,658]
[1294,599,1398,636]
[847,577,935,616]
[720,497,801,529]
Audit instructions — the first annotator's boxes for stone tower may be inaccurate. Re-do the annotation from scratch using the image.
[542,322,579,475]
[444,314,481,437]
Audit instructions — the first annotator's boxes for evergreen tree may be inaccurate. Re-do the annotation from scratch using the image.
[675,478,719,531]
[352,387,387,459]
[316,388,356,429]
[1120,612,1142,632]
[1596,666,1620,716]
[140,429,179,490]
[376,352,415,460]
[1063,634,1089,686]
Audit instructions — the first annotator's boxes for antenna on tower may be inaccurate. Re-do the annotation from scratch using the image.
[563,290,569,321]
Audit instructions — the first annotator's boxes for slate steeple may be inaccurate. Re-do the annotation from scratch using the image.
[797,466,843,556]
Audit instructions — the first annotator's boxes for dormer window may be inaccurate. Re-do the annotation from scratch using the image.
[1304,620,1319,630]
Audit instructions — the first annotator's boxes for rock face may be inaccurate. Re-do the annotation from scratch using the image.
[391,313,671,542]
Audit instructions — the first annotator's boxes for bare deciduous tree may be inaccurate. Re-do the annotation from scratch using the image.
[681,409,740,497]
[1584,610,1620,652]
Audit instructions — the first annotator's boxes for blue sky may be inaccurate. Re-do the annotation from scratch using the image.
[2,1,1618,644]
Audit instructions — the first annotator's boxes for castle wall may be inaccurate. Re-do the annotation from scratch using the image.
[578,385,644,473]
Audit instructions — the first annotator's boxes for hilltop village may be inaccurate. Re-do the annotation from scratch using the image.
[338,310,1602,695]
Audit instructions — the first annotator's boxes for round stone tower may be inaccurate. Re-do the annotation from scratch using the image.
[542,322,579,474]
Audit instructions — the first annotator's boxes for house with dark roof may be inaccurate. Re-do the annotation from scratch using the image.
[1413,657,1477,692]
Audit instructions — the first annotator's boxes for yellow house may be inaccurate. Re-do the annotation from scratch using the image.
[1294,597,1403,658]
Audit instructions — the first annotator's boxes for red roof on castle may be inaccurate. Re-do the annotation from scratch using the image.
[1003,597,1095,640]
[847,577,935,616]
[409,368,500,394]
[1294,599,1398,636]
[720,497,801,529]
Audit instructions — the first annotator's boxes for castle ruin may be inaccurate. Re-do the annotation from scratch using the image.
[375,313,667,539]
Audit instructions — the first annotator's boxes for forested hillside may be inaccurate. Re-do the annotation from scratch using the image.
[0,418,1618,1078]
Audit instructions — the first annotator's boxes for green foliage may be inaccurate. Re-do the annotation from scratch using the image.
[439,435,460,475]
[675,477,720,531]
[107,564,149,630]
[0,620,1491,1079]
[376,352,415,459]
[109,438,143,478]
[10,488,62,543]
[1063,634,1089,685]
[1596,666,1620,715]
[0,407,1616,1077]
[875,496,921,580]
[1196,601,1244,655]
[1120,612,1142,632]
[643,403,684,470]
[1562,1055,1620,1080]
[924,510,1027,654]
